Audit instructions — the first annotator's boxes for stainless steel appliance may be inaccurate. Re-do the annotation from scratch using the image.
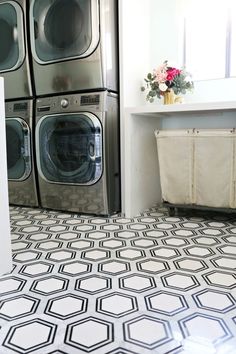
[29,0,118,96]
[35,91,120,215]
[0,0,33,99]
[5,99,38,207]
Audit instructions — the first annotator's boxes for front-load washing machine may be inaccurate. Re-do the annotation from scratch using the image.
[29,0,118,96]
[5,99,38,207]
[0,0,33,99]
[35,91,120,215]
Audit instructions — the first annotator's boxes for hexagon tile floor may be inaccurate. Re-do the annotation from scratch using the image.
[0,206,236,354]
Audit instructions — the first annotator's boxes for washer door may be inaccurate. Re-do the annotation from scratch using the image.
[30,0,99,64]
[0,1,25,72]
[36,113,102,185]
[6,118,31,181]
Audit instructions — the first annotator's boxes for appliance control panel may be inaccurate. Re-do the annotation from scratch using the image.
[13,102,28,112]
[36,93,105,114]
[80,94,100,106]
[5,101,31,118]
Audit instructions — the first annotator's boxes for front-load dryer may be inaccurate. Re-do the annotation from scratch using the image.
[5,99,38,207]
[0,0,33,99]
[29,0,118,96]
[35,91,120,215]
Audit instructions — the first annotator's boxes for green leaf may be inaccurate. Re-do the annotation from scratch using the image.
[149,90,157,97]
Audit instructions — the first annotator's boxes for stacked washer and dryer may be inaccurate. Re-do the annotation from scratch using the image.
[1,0,120,215]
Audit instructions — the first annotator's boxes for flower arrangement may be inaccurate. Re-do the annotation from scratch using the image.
[141,60,194,103]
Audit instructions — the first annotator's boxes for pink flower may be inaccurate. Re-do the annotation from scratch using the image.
[153,64,167,83]
[166,68,181,81]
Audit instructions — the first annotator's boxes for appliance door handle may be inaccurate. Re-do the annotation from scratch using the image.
[13,26,18,42]
[89,137,101,161]
[34,20,38,39]
[89,142,95,160]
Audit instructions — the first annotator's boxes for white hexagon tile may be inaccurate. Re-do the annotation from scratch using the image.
[1,206,236,353]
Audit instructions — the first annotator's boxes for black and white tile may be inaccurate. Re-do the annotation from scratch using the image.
[0,206,236,353]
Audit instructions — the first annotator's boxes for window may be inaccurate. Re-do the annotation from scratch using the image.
[183,0,236,80]
[230,10,236,76]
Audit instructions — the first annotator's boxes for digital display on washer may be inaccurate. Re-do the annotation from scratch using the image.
[37,106,51,112]
[13,102,28,112]
[80,95,100,106]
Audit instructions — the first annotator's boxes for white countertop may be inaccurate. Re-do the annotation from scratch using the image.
[125,101,236,115]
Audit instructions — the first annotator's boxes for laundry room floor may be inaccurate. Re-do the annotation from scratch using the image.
[0,206,236,354]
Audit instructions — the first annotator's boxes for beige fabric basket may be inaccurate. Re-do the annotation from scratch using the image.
[155,129,236,209]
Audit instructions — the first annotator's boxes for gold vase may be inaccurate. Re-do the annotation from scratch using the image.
[163,89,175,104]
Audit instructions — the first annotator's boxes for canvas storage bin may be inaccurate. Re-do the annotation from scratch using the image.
[155,129,236,209]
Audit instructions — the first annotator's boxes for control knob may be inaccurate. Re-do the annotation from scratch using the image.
[61,98,69,108]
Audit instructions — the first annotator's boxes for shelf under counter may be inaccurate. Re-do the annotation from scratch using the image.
[121,101,236,218]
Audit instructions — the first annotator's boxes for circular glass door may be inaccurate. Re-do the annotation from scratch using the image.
[6,118,31,180]
[30,0,99,64]
[36,113,102,185]
[0,1,25,72]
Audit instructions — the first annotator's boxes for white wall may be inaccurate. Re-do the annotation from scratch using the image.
[185,78,236,103]
[119,0,186,108]
[120,0,236,107]
[119,0,152,200]
[149,0,182,68]
[0,77,12,276]
[119,0,151,108]
[141,0,236,105]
